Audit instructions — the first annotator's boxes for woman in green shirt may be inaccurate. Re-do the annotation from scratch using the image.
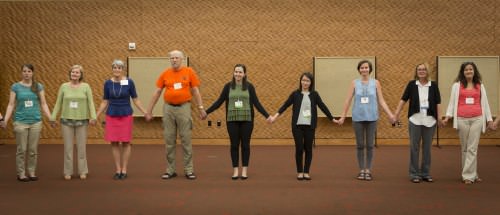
[2,64,51,182]
[50,65,97,180]
[204,64,271,180]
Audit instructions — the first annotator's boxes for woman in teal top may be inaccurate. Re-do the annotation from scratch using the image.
[50,65,97,180]
[338,60,395,181]
[2,64,51,182]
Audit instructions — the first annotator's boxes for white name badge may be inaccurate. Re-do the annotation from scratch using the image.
[173,82,182,90]
[235,100,243,108]
[24,100,33,108]
[302,110,311,118]
[361,97,369,104]
[70,101,78,109]
[465,97,474,105]
[120,79,129,85]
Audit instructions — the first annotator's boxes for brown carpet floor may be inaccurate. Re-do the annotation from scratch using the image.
[0,143,499,215]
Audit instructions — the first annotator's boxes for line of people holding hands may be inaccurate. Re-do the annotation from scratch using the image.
[1,50,499,185]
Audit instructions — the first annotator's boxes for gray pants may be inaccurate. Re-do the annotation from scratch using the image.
[408,122,436,179]
[352,121,377,170]
[13,121,42,177]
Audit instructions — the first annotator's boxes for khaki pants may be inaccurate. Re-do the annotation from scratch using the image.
[61,124,89,175]
[457,116,482,181]
[163,103,193,174]
[14,121,42,177]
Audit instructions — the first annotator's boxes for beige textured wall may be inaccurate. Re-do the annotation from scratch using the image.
[1,0,500,143]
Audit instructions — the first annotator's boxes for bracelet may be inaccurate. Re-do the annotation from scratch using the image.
[198,105,204,109]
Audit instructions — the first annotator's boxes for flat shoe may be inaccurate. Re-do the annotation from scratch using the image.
[120,173,128,179]
[411,178,421,183]
[161,172,177,180]
[113,173,121,180]
[17,176,30,182]
[80,174,87,180]
[422,177,433,182]
[364,173,373,181]
[297,176,304,181]
[231,175,239,180]
[28,176,39,181]
[185,172,197,180]
[64,175,72,180]
[240,176,248,180]
[303,174,311,180]
[357,172,365,180]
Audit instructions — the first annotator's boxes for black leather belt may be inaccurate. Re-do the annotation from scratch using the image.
[168,102,188,107]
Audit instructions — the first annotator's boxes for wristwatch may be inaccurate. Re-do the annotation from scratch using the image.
[198,105,204,109]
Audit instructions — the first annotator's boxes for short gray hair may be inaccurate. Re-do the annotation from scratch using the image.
[112,59,125,69]
[169,50,184,59]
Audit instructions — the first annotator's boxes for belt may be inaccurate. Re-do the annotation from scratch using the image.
[168,102,189,107]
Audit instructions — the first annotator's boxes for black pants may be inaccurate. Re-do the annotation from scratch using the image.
[292,125,315,173]
[226,121,254,167]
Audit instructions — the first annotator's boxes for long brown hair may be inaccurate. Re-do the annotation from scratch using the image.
[22,64,40,98]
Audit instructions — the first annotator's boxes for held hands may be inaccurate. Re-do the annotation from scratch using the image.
[199,109,207,120]
[487,121,496,131]
[89,119,97,126]
[336,117,345,126]
[144,112,153,122]
[49,120,57,128]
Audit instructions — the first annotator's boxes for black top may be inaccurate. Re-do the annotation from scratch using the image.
[206,82,269,121]
[401,80,441,119]
[277,90,334,129]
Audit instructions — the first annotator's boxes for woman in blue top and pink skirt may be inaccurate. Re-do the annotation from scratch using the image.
[96,59,148,180]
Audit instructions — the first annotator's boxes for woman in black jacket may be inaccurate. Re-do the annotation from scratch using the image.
[394,63,443,183]
[205,64,271,180]
[270,72,337,180]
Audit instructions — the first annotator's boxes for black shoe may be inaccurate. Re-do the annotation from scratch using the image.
[231,175,239,180]
[422,176,433,182]
[17,176,30,182]
[113,173,121,180]
[28,176,39,181]
[120,173,128,180]
[240,176,248,180]
[162,172,177,180]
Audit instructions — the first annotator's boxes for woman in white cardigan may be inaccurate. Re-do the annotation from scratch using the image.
[442,62,493,185]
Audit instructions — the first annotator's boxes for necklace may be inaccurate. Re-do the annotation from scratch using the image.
[111,78,123,98]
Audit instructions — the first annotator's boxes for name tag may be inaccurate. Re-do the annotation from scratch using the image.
[70,101,78,109]
[173,82,182,90]
[120,79,129,85]
[235,100,243,108]
[25,100,33,108]
[302,110,311,118]
[465,97,474,105]
[361,97,369,104]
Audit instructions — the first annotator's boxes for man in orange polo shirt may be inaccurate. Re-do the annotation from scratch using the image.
[146,50,206,180]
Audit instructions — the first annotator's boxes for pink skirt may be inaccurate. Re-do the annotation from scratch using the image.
[105,115,133,142]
